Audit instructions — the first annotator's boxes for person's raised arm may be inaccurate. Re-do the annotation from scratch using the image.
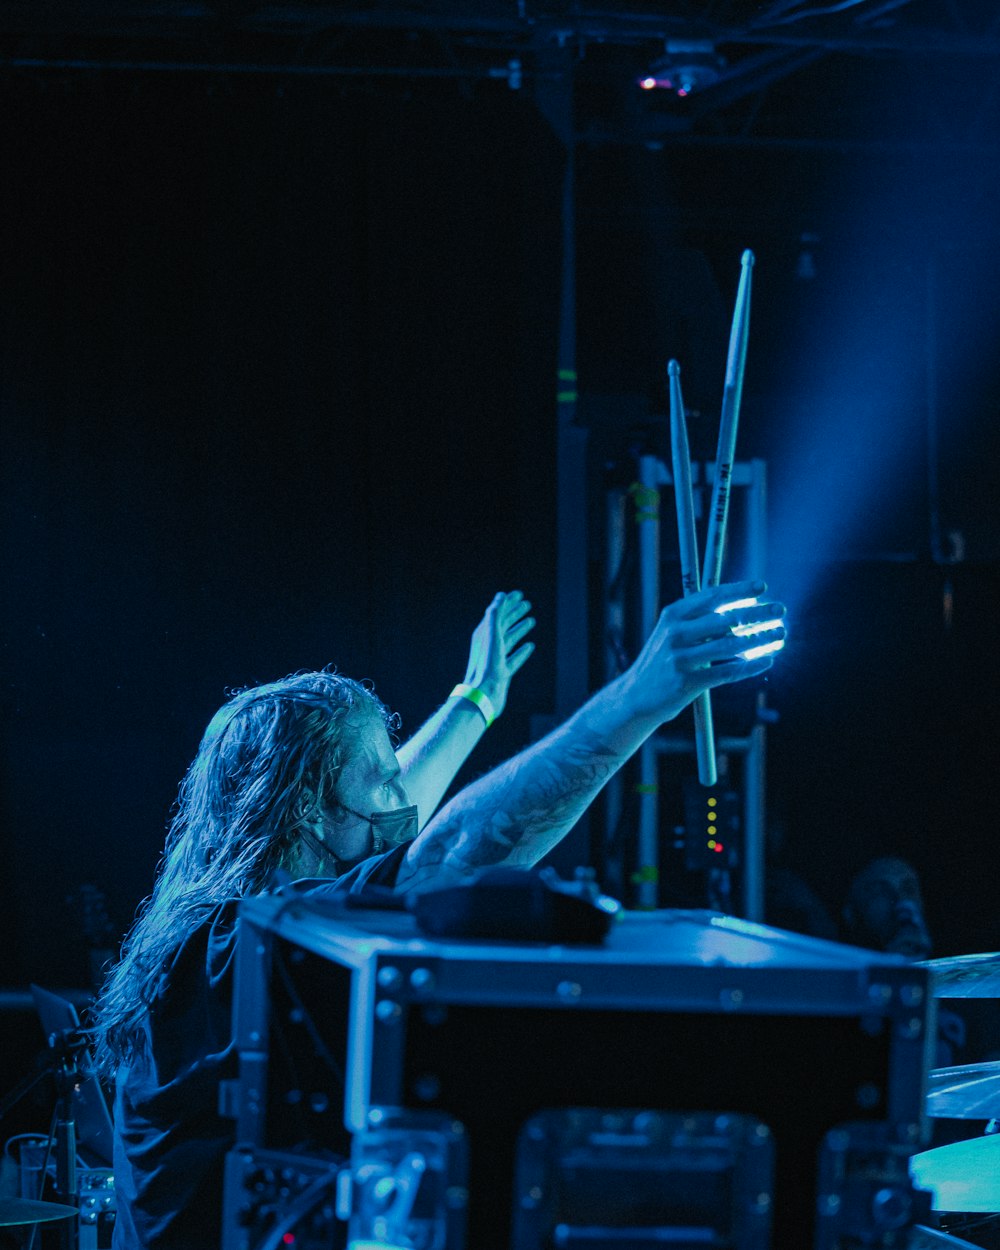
[396,580,784,891]
[396,591,535,829]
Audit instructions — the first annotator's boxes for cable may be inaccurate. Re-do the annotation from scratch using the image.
[945,1212,1000,1233]
[256,1165,341,1250]
[4,1132,49,1160]
[4,1132,87,1168]
[753,0,879,25]
[854,0,918,20]
[273,944,346,1087]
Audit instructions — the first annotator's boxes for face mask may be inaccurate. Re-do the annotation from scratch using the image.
[369,804,419,853]
[340,803,420,855]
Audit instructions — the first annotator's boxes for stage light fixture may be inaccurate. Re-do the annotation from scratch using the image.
[636,41,724,97]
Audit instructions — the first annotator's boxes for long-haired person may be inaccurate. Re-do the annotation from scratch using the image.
[91,584,784,1249]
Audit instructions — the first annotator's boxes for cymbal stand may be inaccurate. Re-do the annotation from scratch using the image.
[48,1028,81,1250]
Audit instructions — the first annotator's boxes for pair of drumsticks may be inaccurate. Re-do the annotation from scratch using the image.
[668,249,783,786]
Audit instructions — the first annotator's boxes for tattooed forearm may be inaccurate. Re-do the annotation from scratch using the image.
[397,729,624,892]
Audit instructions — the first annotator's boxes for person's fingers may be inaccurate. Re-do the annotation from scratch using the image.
[678,625,785,669]
[667,580,767,621]
[704,654,775,687]
[503,617,536,650]
[506,642,535,676]
[500,593,531,623]
[669,602,785,648]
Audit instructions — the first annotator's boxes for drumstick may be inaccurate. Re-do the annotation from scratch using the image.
[669,360,717,786]
[703,249,754,589]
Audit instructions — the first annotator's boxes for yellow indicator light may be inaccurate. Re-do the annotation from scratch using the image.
[707,797,717,807]
[707,840,716,849]
[708,825,717,836]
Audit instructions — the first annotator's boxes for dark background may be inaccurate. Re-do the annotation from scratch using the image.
[2,3,1000,1005]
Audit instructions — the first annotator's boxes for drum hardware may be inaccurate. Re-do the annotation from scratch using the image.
[1,989,118,1250]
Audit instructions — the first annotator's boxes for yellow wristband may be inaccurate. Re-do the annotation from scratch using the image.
[450,683,497,728]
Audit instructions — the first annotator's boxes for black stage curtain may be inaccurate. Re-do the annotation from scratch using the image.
[0,76,561,986]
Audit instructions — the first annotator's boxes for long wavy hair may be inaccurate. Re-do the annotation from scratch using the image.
[89,670,393,1076]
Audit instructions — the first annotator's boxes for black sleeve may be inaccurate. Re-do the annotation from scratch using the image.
[278,841,411,900]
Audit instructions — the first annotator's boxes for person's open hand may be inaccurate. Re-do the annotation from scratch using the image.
[621,580,785,724]
[462,591,536,720]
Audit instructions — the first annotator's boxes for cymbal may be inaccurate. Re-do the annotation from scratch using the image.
[915,952,1000,998]
[910,1133,1000,1211]
[928,1061,1000,1119]
[0,1197,79,1227]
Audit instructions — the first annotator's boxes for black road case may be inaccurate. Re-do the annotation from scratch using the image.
[224,898,934,1249]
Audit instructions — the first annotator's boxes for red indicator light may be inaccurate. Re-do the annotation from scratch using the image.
[282,1236,296,1246]
[714,843,724,853]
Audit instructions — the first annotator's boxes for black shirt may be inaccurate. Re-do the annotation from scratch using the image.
[112,845,409,1250]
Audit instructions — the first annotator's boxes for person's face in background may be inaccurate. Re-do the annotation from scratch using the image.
[843,857,931,958]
